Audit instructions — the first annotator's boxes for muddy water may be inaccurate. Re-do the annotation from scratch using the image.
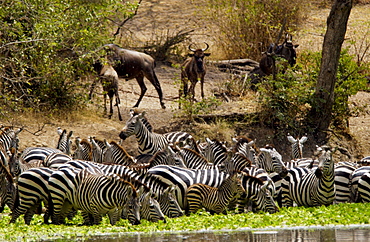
[83,226,370,242]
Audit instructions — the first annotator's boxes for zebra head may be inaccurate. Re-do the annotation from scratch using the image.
[232,136,257,165]
[119,111,146,140]
[287,133,308,160]
[160,185,184,218]
[142,190,166,223]
[258,146,287,177]
[56,128,73,155]
[315,145,334,179]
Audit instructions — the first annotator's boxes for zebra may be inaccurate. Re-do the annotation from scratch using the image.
[202,138,229,165]
[119,110,191,155]
[256,145,287,176]
[119,111,170,155]
[129,145,186,174]
[103,140,135,166]
[48,165,82,224]
[71,169,140,225]
[131,108,192,147]
[235,171,279,214]
[185,172,244,215]
[60,159,184,218]
[56,128,73,155]
[43,152,73,169]
[349,166,370,203]
[334,163,357,203]
[218,152,252,174]
[279,145,335,207]
[73,137,92,161]
[357,171,370,203]
[147,164,230,209]
[0,161,17,213]
[0,126,22,167]
[287,133,308,160]
[8,147,45,179]
[90,137,106,163]
[232,136,257,165]
[10,167,54,224]
[19,146,62,163]
[122,186,166,224]
[178,147,216,170]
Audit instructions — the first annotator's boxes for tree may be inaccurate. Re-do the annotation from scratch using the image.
[308,0,353,139]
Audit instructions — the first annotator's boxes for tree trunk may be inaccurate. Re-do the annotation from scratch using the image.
[309,0,352,138]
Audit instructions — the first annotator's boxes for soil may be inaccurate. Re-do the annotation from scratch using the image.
[9,1,370,162]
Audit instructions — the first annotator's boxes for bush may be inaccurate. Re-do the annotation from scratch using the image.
[256,49,369,134]
[202,0,306,60]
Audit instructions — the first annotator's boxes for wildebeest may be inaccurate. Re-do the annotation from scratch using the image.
[249,34,299,90]
[89,62,122,121]
[180,43,211,102]
[96,44,166,109]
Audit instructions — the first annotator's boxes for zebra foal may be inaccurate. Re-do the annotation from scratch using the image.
[185,172,244,215]
[72,169,140,225]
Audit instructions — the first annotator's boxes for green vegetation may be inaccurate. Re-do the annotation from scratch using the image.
[202,0,305,60]
[255,49,369,135]
[0,0,138,113]
[2,203,370,241]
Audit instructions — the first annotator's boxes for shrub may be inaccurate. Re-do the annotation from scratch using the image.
[256,49,369,134]
[0,0,138,113]
[202,0,306,60]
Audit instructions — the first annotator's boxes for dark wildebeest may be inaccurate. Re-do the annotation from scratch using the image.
[101,44,166,109]
[89,62,122,121]
[249,34,299,90]
[180,43,211,102]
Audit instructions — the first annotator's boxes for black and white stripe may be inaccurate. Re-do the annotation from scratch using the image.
[10,167,54,224]
[185,172,244,214]
[71,169,140,225]
[280,146,335,207]
[148,164,229,209]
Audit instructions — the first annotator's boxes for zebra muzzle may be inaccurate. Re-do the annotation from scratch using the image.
[119,131,128,140]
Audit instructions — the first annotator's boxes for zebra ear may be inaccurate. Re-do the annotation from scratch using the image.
[299,135,308,144]
[287,134,297,143]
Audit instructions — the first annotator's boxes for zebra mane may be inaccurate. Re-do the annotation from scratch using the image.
[109,140,132,156]
[79,138,92,148]
[131,109,154,132]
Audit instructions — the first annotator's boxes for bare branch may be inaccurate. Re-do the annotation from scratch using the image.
[113,0,143,37]
[0,39,48,49]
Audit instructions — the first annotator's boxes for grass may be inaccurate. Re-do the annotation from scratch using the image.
[2,203,370,241]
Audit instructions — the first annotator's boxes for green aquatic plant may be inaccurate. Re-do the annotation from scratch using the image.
[2,203,370,241]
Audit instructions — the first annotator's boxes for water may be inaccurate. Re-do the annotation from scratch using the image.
[82,226,370,242]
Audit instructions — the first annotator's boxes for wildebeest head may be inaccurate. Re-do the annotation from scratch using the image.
[276,34,299,67]
[188,43,211,73]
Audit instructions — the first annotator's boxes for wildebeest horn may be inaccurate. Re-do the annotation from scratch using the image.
[201,42,209,52]
[189,44,197,52]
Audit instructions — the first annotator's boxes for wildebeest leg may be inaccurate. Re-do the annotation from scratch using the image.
[115,92,122,121]
[103,92,108,116]
[88,78,99,100]
[145,71,166,109]
[108,94,114,119]
[200,78,205,99]
[188,80,198,102]
[134,75,147,108]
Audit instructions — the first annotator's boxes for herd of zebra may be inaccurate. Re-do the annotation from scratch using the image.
[1,109,370,226]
